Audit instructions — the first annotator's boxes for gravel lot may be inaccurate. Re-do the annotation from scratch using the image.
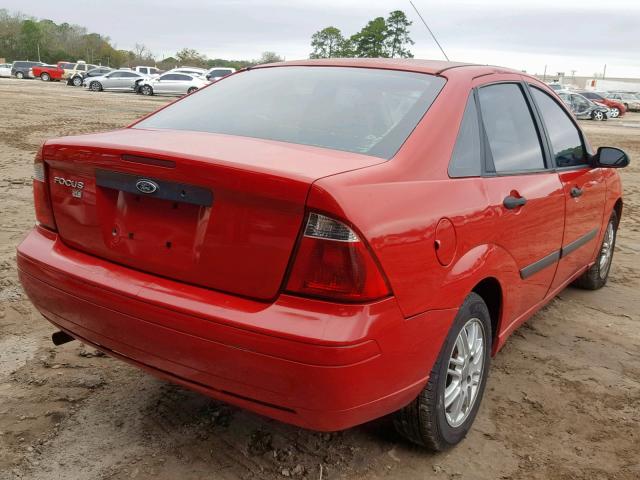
[0,78,638,480]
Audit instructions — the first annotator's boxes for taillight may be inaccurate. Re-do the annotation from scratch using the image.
[285,213,390,302]
[33,144,57,231]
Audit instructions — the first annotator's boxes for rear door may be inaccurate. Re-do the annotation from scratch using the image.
[477,81,565,319]
[120,72,141,90]
[169,74,192,94]
[528,86,606,289]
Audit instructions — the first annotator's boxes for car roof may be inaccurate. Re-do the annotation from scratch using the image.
[252,58,526,77]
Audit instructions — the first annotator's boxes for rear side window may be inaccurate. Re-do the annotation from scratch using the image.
[448,94,482,177]
[135,66,446,159]
[478,83,545,173]
[531,88,585,167]
[210,69,232,77]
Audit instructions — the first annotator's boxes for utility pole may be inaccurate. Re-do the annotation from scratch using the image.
[37,43,41,62]
[543,64,547,82]
[603,64,607,79]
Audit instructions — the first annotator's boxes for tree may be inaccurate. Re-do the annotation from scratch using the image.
[20,19,42,60]
[310,27,344,59]
[255,51,283,64]
[308,10,414,59]
[175,48,207,67]
[385,10,414,58]
[350,17,388,58]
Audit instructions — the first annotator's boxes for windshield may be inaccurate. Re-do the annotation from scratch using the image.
[135,66,445,159]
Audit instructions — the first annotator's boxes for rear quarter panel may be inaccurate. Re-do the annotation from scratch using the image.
[310,71,522,322]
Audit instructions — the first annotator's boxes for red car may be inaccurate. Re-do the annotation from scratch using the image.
[579,91,626,118]
[17,59,629,450]
[32,64,64,82]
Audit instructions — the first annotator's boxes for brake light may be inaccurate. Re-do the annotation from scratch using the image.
[33,144,57,231]
[285,213,390,302]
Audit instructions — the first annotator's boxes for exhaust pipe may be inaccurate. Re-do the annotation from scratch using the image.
[52,331,75,346]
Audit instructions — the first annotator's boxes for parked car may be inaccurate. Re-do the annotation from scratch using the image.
[32,64,65,82]
[605,92,640,112]
[167,67,207,77]
[205,67,235,81]
[133,66,161,77]
[11,61,44,79]
[18,59,628,451]
[83,69,148,92]
[138,72,209,96]
[578,91,626,118]
[68,66,113,87]
[547,82,563,91]
[0,63,12,78]
[557,91,609,120]
[65,61,97,80]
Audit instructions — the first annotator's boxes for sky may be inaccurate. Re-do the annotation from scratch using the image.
[4,0,640,78]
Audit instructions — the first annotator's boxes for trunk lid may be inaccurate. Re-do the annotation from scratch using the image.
[44,128,383,300]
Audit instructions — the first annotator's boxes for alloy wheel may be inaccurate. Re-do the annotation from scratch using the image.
[444,318,486,428]
[599,220,615,279]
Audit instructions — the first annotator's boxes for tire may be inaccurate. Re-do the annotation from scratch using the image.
[394,292,492,451]
[592,110,604,121]
[16,71,24,79]
[573,210,618,290]
[610,107,619,118]
[141,85,153,96]
[40,72,50,82]
[187,87,198,94]
[89,81,103,92]
[72,76,83,87]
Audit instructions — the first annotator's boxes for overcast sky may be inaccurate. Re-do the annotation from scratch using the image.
[5,0,640,77]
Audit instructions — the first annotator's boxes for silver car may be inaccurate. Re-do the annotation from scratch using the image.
[83,70,147,92]
[138,72,209,96]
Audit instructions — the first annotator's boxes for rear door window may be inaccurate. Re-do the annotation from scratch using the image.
[478,83,545,173]
[448,94,482,177]
[530,87,586,168]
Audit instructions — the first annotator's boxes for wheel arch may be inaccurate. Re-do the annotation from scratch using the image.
[438,243,518,355]
[613,198,623,227]
[471,277,502,355]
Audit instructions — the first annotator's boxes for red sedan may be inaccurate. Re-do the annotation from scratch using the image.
[579,91,626,118]
[17,59,628,450]
[31,64,64,82]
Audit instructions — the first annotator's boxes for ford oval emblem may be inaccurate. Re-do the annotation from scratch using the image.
[136,179,158,194]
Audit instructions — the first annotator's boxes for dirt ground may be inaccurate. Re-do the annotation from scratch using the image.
[0,78,638,480]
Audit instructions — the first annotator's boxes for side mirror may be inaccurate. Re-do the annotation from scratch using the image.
[591,147,630,168]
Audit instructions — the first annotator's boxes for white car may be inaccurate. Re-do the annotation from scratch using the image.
[166,67,207,77]
[134,66,161,77]
[138,72,209,96]
[205,67,235,82]
[0,63,12,78]
[83,69,148,92]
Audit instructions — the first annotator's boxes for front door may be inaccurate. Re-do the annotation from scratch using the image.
[528,87,607,290]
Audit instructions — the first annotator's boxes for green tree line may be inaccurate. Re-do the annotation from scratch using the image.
[310,10,414,59]
[0,9,283,69]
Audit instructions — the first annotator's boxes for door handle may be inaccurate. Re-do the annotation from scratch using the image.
[503,195,527,209]
[570,186,583,198]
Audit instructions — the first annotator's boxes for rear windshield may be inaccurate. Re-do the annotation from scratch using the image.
[135,66,445,159]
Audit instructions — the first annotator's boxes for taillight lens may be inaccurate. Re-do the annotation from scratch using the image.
[33,145,57,231]
[285,213,390,302]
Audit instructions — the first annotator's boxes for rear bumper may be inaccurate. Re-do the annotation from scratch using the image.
[17,226,456,431]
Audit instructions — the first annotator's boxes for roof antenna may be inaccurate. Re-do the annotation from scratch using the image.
[409,1,450,61]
